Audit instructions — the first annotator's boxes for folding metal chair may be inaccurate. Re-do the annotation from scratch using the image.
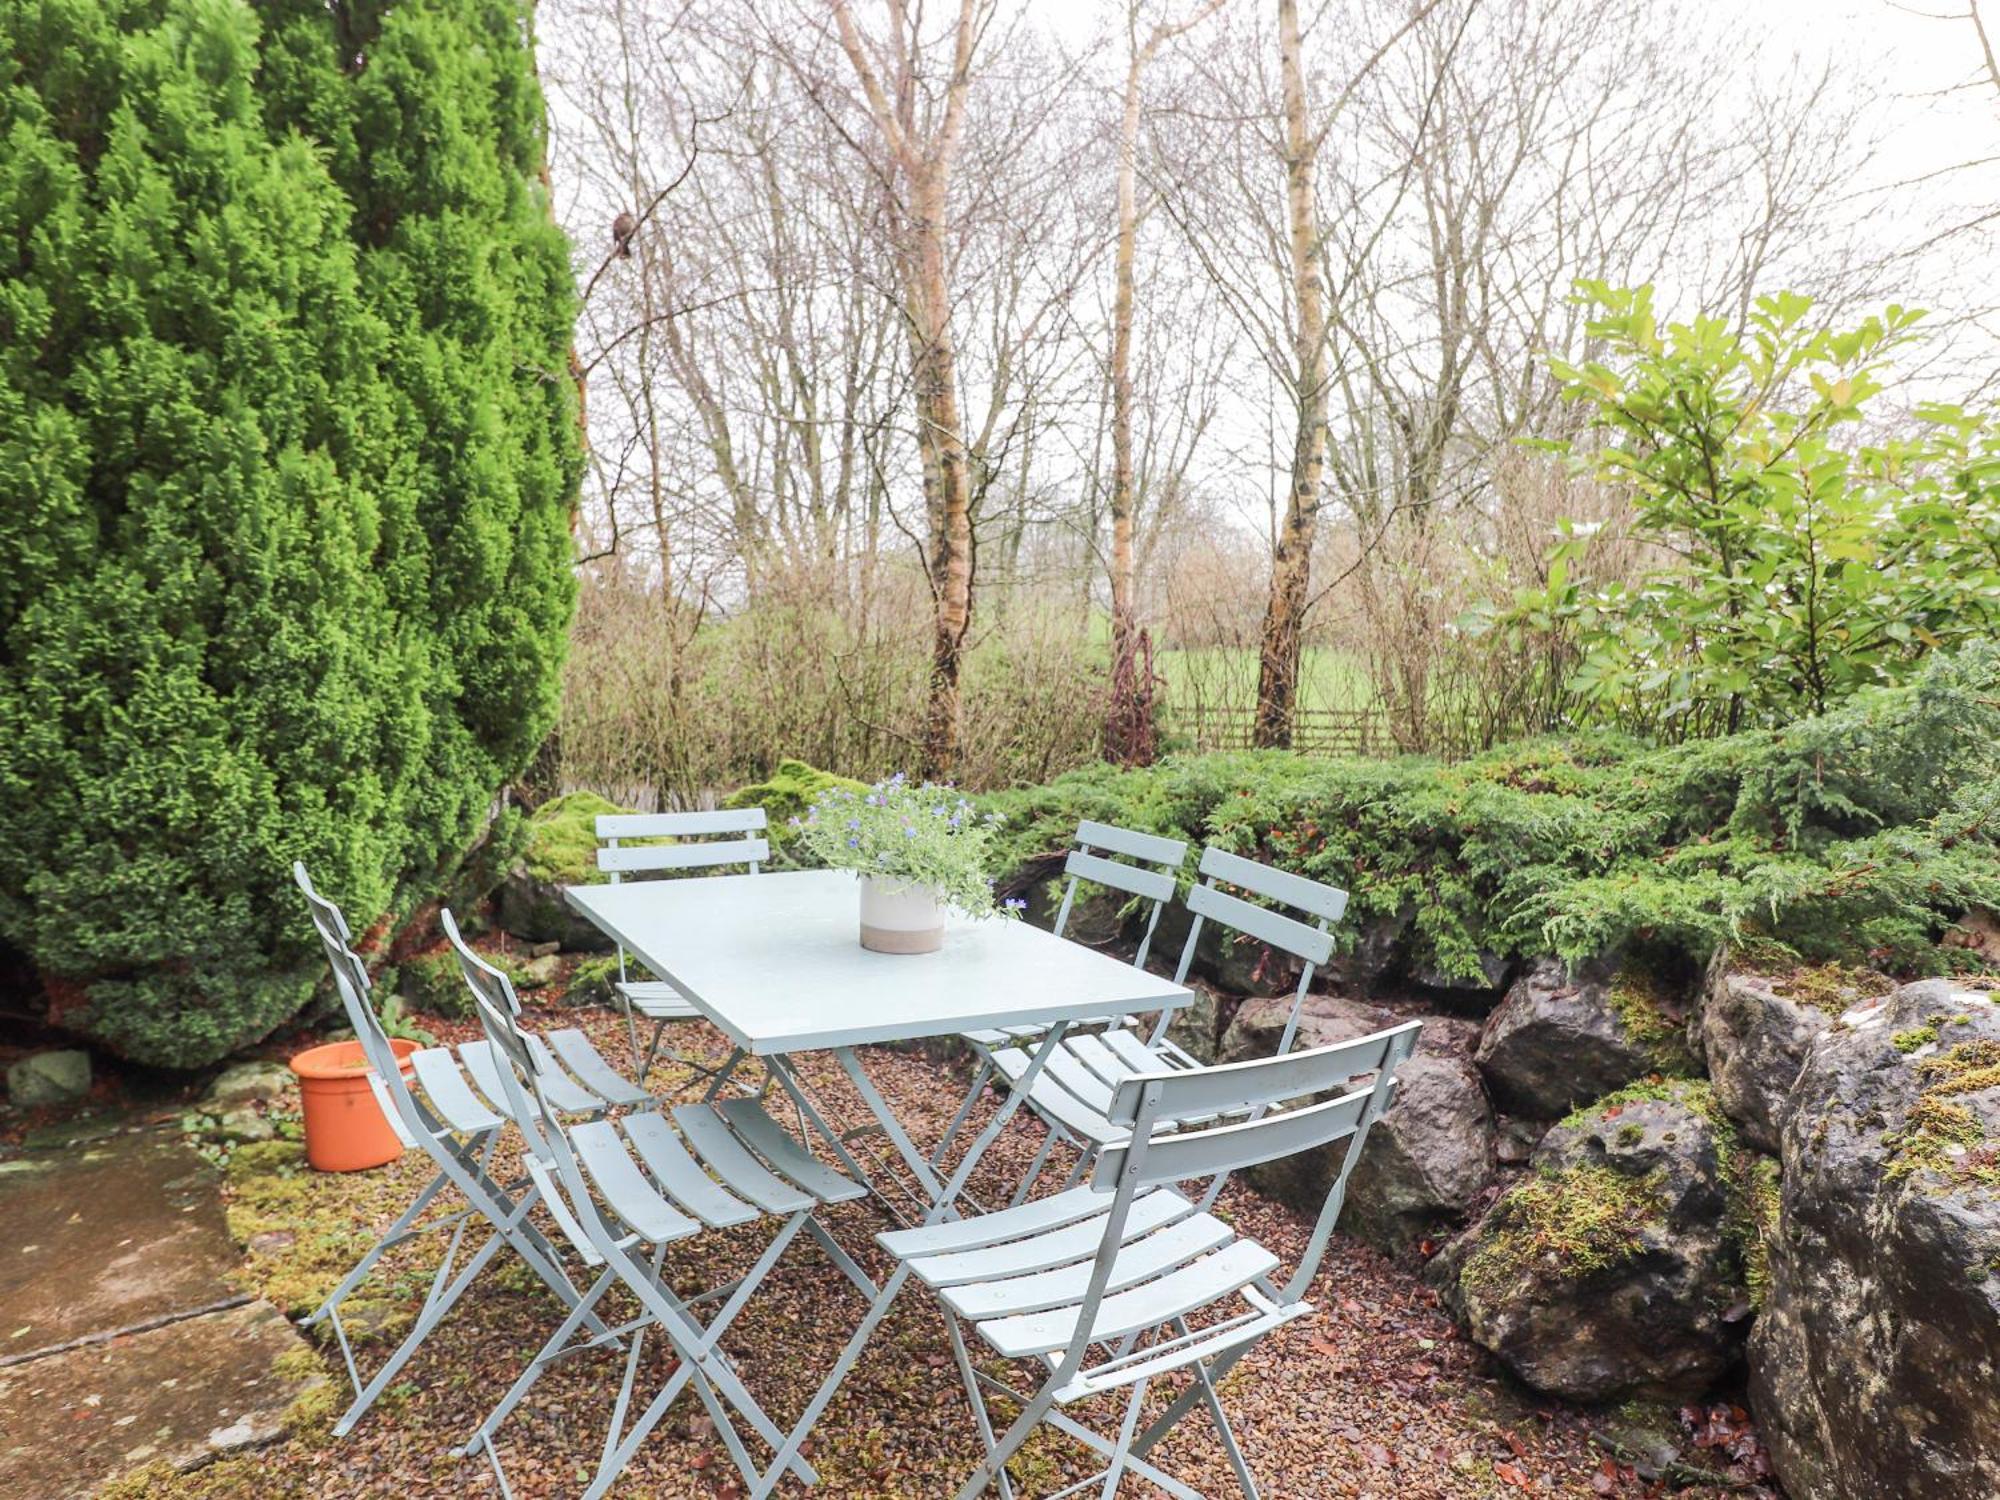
[291,864,650,1437]
[930,819,1190,1171]
[594,808,769,1084]
[884,1020,1421,1499]
[440,909,876,1500]
[992,846,1349,1206]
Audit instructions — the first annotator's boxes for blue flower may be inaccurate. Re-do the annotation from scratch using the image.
[904,825,917,837]
[847,818,861,831]
[1004,897,1027,911]
[847,836,860,848]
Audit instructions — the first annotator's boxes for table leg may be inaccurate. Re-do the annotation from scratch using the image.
[835,1021,1072,1226]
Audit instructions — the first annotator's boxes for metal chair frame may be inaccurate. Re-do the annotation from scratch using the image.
[893,1020,1421,1500]
[994,846,1350,1209]
[930,819,1190,1174]
[292,864,642,1438]
[443,909,875,1500]
[595,808,769,1085]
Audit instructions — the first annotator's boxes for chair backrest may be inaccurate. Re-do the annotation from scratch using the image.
[596,809,769,882]
[292,863,423,1125]
[441,907,606,1241]
[1051,819,1189,967]
[1162,845,1349,1057]
[1093,1019,1419,1308]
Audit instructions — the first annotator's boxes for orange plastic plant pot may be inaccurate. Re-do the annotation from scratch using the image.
[290,1037,419,1172]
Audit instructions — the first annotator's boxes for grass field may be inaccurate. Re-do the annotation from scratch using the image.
[1152,644,1376,713]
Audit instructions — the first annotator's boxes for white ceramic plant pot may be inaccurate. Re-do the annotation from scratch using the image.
[859,874,944,954]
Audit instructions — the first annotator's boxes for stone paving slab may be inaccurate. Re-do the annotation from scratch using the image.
[0,1119,323,1495]
[0,1126,238,1355]
[0,1299,315,1497]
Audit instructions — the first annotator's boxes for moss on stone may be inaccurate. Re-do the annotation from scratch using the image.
[1462,1163,1665,1294]
[1917,1038,2000,1099]
[1726,1149,1782,1309]
[1563,1076,1723,1131]
[1770,961,1896,1016]
[1893,1021,1940,1053]
[521,790,629,885]
[1607,964,1698,1075]
[726,758,868,859]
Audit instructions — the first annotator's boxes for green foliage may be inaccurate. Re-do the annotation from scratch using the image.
[0,0,580,1067]
[520,791,627,885]
[1514,282,2000,735]
[1461,1163,1664,1292]
[984,646,2000,980]
[797,776,1012,918]
[725,758,867,861]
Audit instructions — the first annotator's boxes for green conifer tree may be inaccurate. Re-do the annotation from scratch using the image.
[0,0,580,1066]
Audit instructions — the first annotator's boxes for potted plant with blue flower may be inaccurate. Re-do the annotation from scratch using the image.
[793,775,1013,953]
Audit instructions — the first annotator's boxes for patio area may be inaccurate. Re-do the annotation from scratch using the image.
[4,997,1752,1500]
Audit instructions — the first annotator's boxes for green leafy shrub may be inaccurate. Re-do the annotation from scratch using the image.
[725,759,867,862]
[1509,283,2000,736]
[983,646,2000,980]
[0,0,580,1067]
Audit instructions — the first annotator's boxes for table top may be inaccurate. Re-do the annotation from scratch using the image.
[564,870,1192,1055]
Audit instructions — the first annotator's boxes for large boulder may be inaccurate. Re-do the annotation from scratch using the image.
[1230,1005,1498,1253]
[1749,979,2000,1500]
[1338,1049,1498,1254]
[1693,950,1889,1152]
[6,1050,90,1108]
[1475,956,1695,1118]
[1321,903,1412,989]
[1442,1079,1756,1402]
[495,791,625,951]
[1218,992,1397,1063]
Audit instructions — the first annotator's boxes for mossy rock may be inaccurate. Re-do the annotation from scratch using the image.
[1475,954,1693,1119]
[1750,979,2000,1499]
[1443,1076,1754,1402]
[726,759,867,861]
[496,791,631,949]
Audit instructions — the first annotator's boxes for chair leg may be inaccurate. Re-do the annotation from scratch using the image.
[931,1056,996,1169]
[1130,1341,1254,1460]
[945,1313,1016,1500]
[952,1374,1064,1500]
[1097,1376,1153,1500]
[464,1264,620,1458]
[1178,1318,1259,1500]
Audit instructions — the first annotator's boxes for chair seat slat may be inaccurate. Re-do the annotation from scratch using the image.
[909,1189,1193,1289]
[546,1028,652,1108]
[991,1048,1132,1146]
[671,1104,816,1214]
[976,1241,1280,1360]
[569,1120,703,1244]
[716,1098,868,1204]
[409,1048,505,1134]
[944,1213,1235,1322]
[617,980,701,1019]
[523,1035,602,1113]
[879,1184,1125,1259]
[620,1113,760,1228]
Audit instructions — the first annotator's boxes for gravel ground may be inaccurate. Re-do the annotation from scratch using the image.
[106,997,1770,1500]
